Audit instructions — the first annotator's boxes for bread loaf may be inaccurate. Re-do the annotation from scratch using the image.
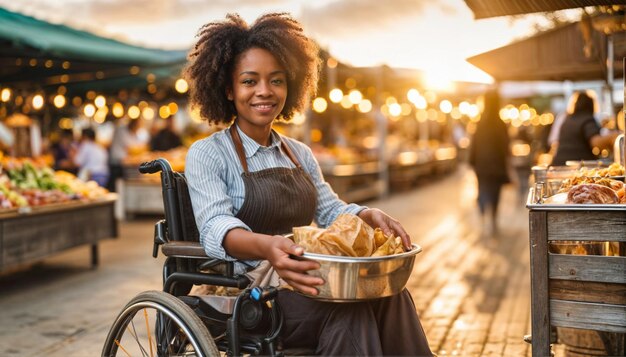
[566,183,619,204]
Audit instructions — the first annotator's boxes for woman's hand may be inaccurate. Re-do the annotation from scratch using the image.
[264,236,324,295]
[358,208,412,251]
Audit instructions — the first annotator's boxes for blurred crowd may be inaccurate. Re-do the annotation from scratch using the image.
[47,116,183,190]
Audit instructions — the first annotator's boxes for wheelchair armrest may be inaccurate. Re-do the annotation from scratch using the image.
[161,241,208,258]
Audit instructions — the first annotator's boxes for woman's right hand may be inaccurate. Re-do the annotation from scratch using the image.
[265,236,324,295]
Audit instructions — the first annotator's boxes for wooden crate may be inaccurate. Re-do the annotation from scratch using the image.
[0,196,118,271]
[528,208,626,356]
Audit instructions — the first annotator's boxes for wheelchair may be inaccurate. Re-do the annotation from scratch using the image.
[102,158,289,357]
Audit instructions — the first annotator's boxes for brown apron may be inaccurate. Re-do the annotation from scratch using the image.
[229,125,317,287]
[229,126,432,355]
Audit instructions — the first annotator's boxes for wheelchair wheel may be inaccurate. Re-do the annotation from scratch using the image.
[102,290,218,357]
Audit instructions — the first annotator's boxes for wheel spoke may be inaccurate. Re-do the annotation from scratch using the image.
[103,292,217,357]
[176,332,190,355]
[127,320,150,357]
[143,308,155,357]
[114,339,132,357]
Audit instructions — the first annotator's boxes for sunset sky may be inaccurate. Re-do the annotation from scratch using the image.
[0,0,579,84]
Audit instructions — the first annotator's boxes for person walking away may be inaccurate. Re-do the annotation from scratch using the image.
[184,13,432,356]
[469,89,510,236]
[74,128,109,187]
[551,91,619,166]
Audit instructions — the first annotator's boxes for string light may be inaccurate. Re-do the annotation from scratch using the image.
[348,90,363,105]
[340,95,352,109]
[32,94,44,110]
[312,97,328,113]
[142,107,155,120]
[175,79,188,93]
[159,105,170,119]
[94,95,106,108]
[53,94,66,108]
[112,102,125,118]
[168,102,178,115]
[329,88,343,103]
[1,88,11,102]
[439,100,452,114]
[128,105,140,119]
[407,89,420,104]
[84,104,96,117]
[357,99,372,113]
[389,103,402,117]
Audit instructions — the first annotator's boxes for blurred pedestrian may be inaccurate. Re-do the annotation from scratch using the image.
[150,117,182,151]
[50,128,78,174]
[107,118,147,191]
[74,128,109,187]
[552,91,619,165]
[469,89,510,236]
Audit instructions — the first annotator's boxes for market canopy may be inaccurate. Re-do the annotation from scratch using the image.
[463,0,622,19]
[466,20,626,82]
[0,7,187,94]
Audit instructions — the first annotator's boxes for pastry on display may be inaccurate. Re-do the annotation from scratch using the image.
[566,183,619,204]
[546,163,626,205]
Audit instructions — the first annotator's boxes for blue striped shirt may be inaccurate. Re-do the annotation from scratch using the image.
[185,125,366,273]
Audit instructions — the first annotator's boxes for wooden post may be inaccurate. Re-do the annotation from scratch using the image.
[529,210,551,357]
[91,244,99,268]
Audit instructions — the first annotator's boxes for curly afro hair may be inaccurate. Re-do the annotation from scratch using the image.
[185,13,320,125]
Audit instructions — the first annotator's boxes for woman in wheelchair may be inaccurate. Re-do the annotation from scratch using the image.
[182,13,433,356]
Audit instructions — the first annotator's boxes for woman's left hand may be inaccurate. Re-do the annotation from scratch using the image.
[358,208,412,251]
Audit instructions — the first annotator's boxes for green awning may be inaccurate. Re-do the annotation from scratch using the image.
[0,7,186,64]
[0,7,187,95]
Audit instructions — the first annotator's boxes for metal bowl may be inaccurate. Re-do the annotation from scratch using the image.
[295,243,422,302]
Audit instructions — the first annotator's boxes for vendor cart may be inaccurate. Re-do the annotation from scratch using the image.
[527,191,626,356]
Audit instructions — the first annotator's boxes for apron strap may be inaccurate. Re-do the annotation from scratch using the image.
[229,125,249,174]
[280,140,302,169]
[229,124,303,172]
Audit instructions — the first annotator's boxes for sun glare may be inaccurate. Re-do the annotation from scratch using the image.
[424,71,456,92]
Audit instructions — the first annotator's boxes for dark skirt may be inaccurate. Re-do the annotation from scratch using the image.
[277,289,433,356]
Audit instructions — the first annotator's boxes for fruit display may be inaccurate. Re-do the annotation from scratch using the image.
[0,157,109,210]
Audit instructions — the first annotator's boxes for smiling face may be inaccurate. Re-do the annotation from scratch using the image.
[228,47,287,141]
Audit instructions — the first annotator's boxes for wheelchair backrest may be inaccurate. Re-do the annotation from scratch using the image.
[139,158,200,243]
[170,172,200,242]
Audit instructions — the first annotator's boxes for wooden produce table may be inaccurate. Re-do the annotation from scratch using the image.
[527,197,626,356]
[0,194,118,271]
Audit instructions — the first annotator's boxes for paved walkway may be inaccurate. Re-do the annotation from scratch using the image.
[0,165,533,356]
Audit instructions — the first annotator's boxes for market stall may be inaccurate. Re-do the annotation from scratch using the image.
[0,195,117,271]
[0,158,116,271]
[527,163,625,356]
[0,8,189,226]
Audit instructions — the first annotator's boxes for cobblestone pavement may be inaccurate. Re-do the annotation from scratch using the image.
[0,165,533,356]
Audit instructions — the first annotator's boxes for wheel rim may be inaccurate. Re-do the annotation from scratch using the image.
[107,301,205,357]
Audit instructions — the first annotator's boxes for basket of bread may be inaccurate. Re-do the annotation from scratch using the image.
[289,214,421,301]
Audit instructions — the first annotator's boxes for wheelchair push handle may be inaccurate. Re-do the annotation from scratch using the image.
[138,158,172,174]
